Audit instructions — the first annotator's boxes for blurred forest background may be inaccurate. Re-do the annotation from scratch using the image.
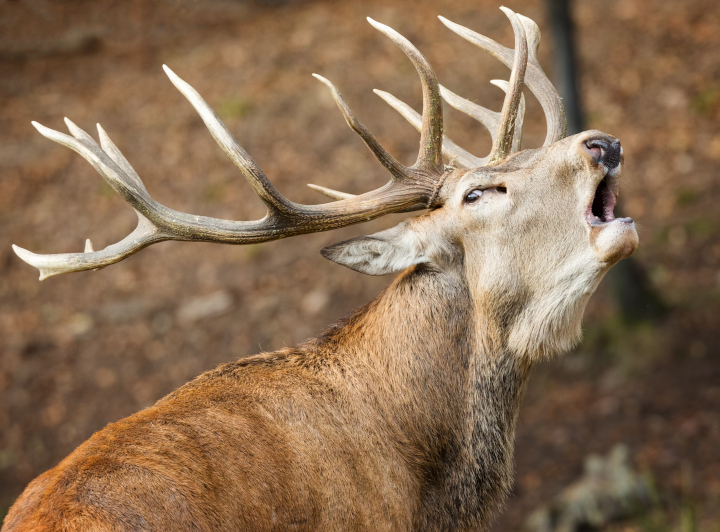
[1,0,718,529]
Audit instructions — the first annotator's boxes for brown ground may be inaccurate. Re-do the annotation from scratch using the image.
[1,0,719,529]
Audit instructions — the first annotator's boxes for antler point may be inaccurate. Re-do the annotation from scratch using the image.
[367,17,390,33]
[163,65,180,83]
[499,6,519,19]
[307,184,355,201]
[12,245,46,280]
[30,121,55,138]
[312,73,329,85]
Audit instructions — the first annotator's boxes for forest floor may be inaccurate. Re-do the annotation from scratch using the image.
[1,0,719,529]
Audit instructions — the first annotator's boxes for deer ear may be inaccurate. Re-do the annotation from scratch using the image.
[321,222,429,275]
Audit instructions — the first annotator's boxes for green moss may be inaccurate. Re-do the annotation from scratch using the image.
[97,180,115,197]
[244,243,264,260]
[217,97,252,120]
[685,216,715,239]
[202,181,228,202]
[676,188,699,207]
[654,227,669,244]
[691,84,720,115]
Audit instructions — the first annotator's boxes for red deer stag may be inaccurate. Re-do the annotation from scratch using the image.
[5,7,637,532]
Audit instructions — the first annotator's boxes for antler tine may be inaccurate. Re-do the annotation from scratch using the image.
[439,85,499,142]
[367,18,443,174]
[439,11,566,146]
[490,80,526,153]
[311,74,408,181]
[12,217,161,281]
[373,89,485,168]
[307,184,355,201]
[440,82,525,153]
[487,7,528,165]
[307,183,428,213]
[31,120,152,208]
[97,124,148,194]
[163,65,292,214]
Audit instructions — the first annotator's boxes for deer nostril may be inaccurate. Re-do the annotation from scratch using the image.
[584,139,622,169]
[585,143,604,163]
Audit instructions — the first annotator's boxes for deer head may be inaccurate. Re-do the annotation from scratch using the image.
[12,9,637,357]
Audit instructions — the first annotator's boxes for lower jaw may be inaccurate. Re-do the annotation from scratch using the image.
[586,215,634,227]
[589,218,639,263]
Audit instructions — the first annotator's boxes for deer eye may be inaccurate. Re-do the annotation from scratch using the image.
[465,189,484,204]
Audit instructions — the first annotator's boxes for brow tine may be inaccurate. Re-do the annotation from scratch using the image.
[307,184,355,201]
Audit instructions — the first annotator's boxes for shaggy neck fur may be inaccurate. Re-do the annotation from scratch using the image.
[314,265,532,530]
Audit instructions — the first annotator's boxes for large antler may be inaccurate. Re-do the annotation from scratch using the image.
[439,12,566,147]
[13,19,446,280]
[376,8,565,168]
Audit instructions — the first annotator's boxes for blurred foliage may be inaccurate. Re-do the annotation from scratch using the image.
[581,316,666,375]
[691,84,720,116]
[675,188,699,208]
[685,216,715,240]
[217,97,253,120]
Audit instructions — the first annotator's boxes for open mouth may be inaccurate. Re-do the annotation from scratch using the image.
[586,177,617,225]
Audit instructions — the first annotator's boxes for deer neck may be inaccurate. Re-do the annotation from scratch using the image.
[322,265,532,525]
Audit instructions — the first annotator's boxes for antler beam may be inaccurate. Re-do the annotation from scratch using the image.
[14,19,448,280]
[14,11,567,279]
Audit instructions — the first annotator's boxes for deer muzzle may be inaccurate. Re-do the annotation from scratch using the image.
[583,137,638,263]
